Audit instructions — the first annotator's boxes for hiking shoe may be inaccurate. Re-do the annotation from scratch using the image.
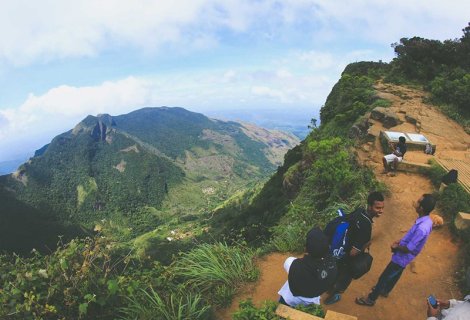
[356,296,375,306]
[324,293,341,305]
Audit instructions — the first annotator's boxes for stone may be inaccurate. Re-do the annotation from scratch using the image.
[349,117,370,139]
[366,132,377,142]
[454,212,470,230]
[370,107,403,128]
[370,106,387,120]
[382,112,403,128]
[348,125,363,139]
[276,304,323,320]
[405,114,418,124]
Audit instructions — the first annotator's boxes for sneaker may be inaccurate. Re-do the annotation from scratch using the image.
[324,293,341,305]
[355,296,375,306]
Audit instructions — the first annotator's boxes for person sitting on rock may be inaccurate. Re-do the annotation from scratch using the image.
[383,136,407,175]
[278,227,338,307]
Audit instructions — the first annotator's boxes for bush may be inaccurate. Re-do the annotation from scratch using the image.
[424,160,447,187]
[172,243,259,307]
[438,183,470,291]
[439,184,470,221]
[119,287,210,320]
[232,299,280,320]
[231,299,324,320]
[0,236,167,319]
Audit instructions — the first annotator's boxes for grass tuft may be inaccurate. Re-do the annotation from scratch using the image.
[173,242,259,306]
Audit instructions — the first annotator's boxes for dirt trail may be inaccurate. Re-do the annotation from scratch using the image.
[217,83,469,320]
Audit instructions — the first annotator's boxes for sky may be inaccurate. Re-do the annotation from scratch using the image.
[0,0,469,162]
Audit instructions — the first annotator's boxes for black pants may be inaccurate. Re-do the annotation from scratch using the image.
[330,258,353,294]
[368,261,404,301]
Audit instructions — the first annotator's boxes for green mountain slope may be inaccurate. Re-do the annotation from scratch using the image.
[0,107,299,253]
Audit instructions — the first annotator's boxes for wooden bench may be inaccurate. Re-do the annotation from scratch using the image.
[275,304,357,320]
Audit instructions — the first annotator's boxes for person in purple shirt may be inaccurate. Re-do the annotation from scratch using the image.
[355,193,436,306]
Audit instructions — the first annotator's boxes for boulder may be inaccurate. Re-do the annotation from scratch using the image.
[370,107,387,121]
[370,107,403,128]
[405,114,418,124]
[454,212,470,230]
[348,117,371,139]
[382,113,403,128]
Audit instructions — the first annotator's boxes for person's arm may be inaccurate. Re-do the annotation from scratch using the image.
[391,229,426,254]
[437,299,450,309]
[348,218,371,257]
[349,247,361,256]
[391,241,410,253]
[393,146,403,157]
[283,257,297,273]
[426,299,440,319]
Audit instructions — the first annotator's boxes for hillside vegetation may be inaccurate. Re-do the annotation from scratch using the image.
[0,107,299,255]
[1,24,470,320]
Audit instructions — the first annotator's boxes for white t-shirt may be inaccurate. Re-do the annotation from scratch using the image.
[277,257,321,306]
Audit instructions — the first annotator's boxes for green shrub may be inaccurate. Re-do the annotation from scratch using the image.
[295,303,325,317]
[119,287,210,320]
[232,299,325,320]
[0,236,167,319]
[438,183,470,291]
[172,243,259,307]
[232,299,280,320]
[424,160,447,187]
[271,218,308,252]
[439,183,470,220]
[371,98,392,108]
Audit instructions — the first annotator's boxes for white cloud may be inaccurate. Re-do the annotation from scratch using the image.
[2,1,468,66]
[0,77,155,155]
[306,1,470,44]
[19,77,153,117]
[252,86,288,102]
[0,49,339,160]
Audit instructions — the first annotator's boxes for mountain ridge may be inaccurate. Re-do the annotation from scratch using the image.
[0,106,299,253]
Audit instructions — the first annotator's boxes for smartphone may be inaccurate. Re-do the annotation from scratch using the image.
[428,295,438,308]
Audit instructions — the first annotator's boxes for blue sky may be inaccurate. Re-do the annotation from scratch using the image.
[0,0,469,161]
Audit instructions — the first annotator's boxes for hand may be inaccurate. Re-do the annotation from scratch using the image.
[437,299,450,309]
[427,300,440,317]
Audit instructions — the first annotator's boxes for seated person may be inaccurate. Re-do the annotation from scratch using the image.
[427,294,470,320]
[383,136,407,174]
[278,227,337,307]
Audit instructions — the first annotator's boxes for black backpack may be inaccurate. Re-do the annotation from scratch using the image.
[442,169,458,185]
[349,251,373,279]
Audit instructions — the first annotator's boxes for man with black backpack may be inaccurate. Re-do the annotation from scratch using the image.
[323,191,385,305]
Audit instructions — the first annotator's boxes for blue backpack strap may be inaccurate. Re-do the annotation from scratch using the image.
[330,220,350,259]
